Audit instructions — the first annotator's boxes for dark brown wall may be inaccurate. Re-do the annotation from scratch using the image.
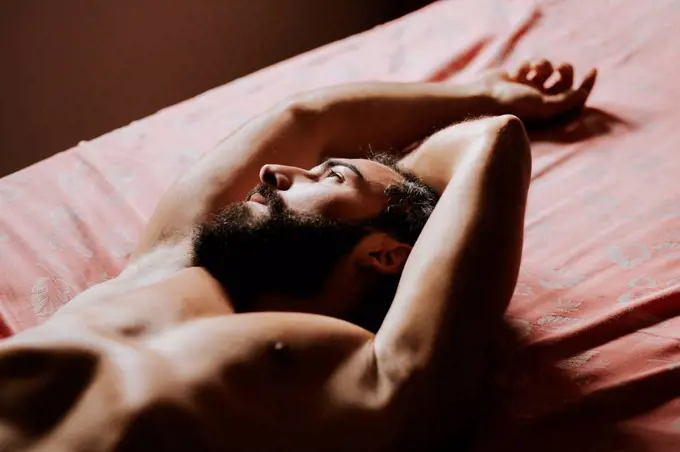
[0,0,429,177]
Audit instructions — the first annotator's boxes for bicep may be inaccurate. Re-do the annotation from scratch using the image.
[374,116,531,392]
[135,103,325,256]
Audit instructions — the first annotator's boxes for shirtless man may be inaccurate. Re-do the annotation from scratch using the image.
[0,60,596,451]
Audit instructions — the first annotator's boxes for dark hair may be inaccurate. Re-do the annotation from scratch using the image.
[366,153,440,245]
[351,153,440,332]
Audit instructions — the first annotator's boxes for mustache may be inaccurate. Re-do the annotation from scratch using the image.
[246,184,286,213]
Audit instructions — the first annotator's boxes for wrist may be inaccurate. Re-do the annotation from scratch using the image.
[464,79,505,118]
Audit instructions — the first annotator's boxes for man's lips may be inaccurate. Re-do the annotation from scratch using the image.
[248,192,267,205]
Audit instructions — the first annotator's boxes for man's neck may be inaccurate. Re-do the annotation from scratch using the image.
[251,261,368,321]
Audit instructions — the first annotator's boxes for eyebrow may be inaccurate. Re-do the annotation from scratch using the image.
[322,159,365,180]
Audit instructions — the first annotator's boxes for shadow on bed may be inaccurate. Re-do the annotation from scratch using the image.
[457,320,655,452]
[529,107,634,144]
[457,106,671,450]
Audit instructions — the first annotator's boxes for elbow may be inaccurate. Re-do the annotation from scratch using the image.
[490,114,532,178]
[274,96,327,146]
[276,93,327,124]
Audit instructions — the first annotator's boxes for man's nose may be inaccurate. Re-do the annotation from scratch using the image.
[259,164,308,191]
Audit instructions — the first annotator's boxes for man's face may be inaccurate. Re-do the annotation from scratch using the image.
[193,158,404,315]
[248,158,403,222]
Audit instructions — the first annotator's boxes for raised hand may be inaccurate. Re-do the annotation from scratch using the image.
[480,59,597,124]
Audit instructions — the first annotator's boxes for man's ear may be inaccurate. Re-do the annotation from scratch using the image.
[354,233,412,274]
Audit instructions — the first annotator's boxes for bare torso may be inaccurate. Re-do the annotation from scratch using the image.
[9,259,413,452]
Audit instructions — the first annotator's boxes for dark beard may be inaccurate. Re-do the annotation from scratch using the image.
[192,184,369,313]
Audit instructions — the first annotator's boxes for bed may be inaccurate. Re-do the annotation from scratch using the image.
[2,0,680,449]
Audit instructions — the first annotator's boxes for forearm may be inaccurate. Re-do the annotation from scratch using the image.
[294,80,500,157]
[192,79,501,190]
[200,79,498,175]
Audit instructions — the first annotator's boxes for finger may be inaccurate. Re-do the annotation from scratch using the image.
[512,61,532,83]
[544,68,598,116]
[545,63,574,94]
[529,59,554,87]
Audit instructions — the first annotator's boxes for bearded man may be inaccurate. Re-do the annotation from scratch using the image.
[0,60,595,451]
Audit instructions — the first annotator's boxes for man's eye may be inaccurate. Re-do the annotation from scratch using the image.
[326,170,343,181]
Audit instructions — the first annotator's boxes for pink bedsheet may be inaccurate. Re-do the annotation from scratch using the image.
[2,0,680,448]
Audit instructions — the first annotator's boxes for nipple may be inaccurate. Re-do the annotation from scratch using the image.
[269,341,291,366]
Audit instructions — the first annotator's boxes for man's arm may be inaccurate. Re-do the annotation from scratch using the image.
[134,80,497,256]
[136,60,594,256]
[369,115,531,431]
